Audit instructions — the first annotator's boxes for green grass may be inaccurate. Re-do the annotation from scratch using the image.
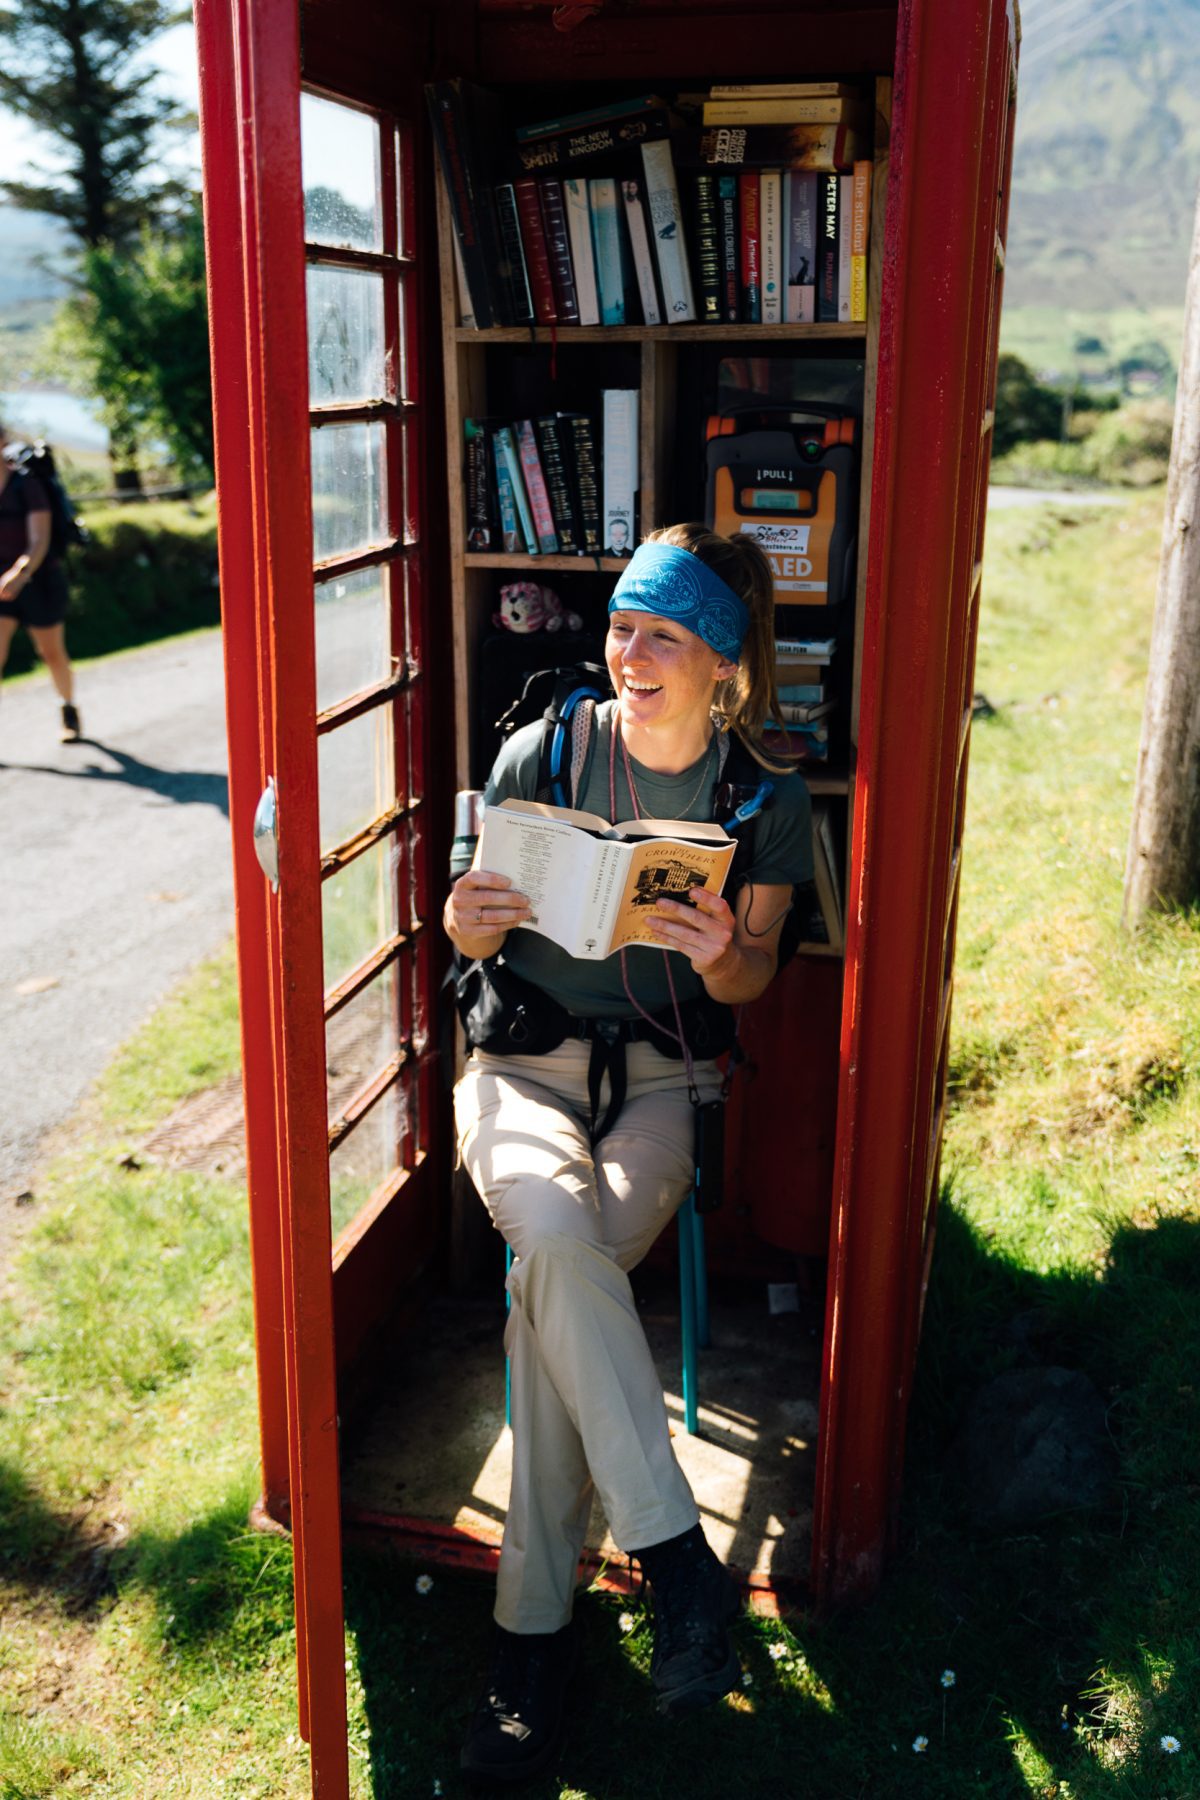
[3,489,1199,1797]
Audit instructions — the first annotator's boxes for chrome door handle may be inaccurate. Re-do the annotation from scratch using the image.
[253,777,279,891]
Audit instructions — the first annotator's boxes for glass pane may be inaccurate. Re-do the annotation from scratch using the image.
[314,564,392,715]
[326,964,398,1122]
[301,93,381,251]
[328,1096,401,1240]
[311,421,386,562]
[322,837,399,993]
[318,704,395,854]
[307,265,386,403]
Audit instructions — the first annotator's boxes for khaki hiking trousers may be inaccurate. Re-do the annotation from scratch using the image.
[455,1037,723,1634]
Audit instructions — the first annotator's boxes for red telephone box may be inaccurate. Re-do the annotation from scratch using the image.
[194,0,1018,1789]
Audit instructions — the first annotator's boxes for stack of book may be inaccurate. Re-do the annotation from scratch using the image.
[428,81,871,330]
[465,390,639,559]
[771,634,836,760]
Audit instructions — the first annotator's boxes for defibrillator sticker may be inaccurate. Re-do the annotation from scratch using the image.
[739,521,826,594]
[739,521,811,554]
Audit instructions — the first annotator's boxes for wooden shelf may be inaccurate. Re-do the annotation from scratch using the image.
[796,940,845,960]
[800,770,852,796]
[455,324,867,345]
[463,553,629,574]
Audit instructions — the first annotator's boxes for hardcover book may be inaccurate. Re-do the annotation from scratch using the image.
[477,799,735,961]
[640,138,697,322]
[602,388,639,558]
[537,179,581,324]
[517,94,670,143]
[514,110,674,176]
[513,177,558,323]
[425,81,496,328]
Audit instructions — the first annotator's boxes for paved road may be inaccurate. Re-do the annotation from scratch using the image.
[0,630,233,1201]
[988,484,1125,509]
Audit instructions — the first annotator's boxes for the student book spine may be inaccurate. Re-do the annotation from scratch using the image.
[850,158,872,323]
[692,173,722,324]
[640,138,696,323]
[739,171,761,322]
[785,170,818,323]
[513,177,557,324]
[760,168,782,324]
[717,174,739,320]
[538,179,581,324]
[516,420,559,553]
[494,426,538,555]
[534,415,580,553]
[816,171,839,323]
[589,176,626,326]
[494,182,535,325]
[621,176,663,326]
[563,177,600,325]
[601,389,639,559]
[561,413,602,556]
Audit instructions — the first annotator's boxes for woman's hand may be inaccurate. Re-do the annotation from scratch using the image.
[444,867,532,958]
[0,562,28,603]
[647,881,791,1004]
[645,887,736,975]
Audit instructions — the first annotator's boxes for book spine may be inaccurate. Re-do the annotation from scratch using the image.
[589,176,626,325]
[601,389,638,559]
[708,81,853,99]
[516,420,559,553]
[425,83,494,328]
[492,435,520,552]
[777,683,826,703]
[494,182,535,324]
[537,179,581,324]
[451,228,477,329]
[464,419,491,550]
[517,93,666,143]
[682,123,861,172]
[703,97,861,125]
[563,414,602,555]
[785,170,818,323]
[775,700,834,724]
[534,415,580,553]
[850,158,872,323]
[563,177,600,325]
[817,171,839,323]
[513,177,558,324]
[739,171,761,323]
[717,175,739,321]
[760,168,782,324]
[494,426,539,555]
[513,110,673,174]
[691,173,722,324]
[620,176,663,326]
[640,138,696,323]
[838,173,854,323]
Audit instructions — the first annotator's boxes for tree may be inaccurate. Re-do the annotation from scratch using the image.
[52,204,212,482]
[0,0,192,249]
[992,353,1063,456]
[1123,182,1200,925]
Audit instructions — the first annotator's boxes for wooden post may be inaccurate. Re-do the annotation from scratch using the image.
[1124,181,1200,925]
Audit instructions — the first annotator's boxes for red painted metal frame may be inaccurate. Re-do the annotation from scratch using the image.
[194,0,349,1787]
[812,0,1017,1607]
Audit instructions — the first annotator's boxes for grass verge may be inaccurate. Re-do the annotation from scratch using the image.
[2,490,1198,1798]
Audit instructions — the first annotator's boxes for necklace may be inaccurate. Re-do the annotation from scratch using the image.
[614,720,716,823]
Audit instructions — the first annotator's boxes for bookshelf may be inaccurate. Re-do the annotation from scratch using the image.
[436,78,892,957]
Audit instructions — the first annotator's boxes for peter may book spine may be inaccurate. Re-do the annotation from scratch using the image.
[816,171,840,323]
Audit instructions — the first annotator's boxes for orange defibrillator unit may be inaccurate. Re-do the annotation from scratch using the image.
[705,404,858,611]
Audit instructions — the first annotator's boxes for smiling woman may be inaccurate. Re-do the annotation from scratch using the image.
[442,523,814,1781]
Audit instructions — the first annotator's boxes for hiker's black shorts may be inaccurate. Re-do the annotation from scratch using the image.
[0,561,69,629]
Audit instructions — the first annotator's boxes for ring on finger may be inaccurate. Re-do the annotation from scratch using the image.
[476,906,483,923]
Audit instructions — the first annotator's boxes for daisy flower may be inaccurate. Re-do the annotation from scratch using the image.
[768,1642,787,1662]
[912,1735,929,1753]
[742,1671,754,1688]
[415,1574,434,1595]
[618,1612,635,1634]
[1161,1735,1181,1754]
[940,1668,956,1688]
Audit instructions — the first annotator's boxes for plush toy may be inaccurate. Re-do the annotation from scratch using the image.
[493,581,582,634]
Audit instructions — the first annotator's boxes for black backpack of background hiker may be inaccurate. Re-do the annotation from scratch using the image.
[7,441,89,559]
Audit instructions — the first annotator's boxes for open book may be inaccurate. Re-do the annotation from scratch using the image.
[477,799,736,960]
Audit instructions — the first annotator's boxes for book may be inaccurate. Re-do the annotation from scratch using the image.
[760,168,782,324]
[514,109,675,176]
[493,426,538,554]
[691,173,722,324]
[640,138,696,322]
[811,801,844,951]
[425,81,496,328]
[464,418,491,550]
[708,82,858,100]
[534,415,580,553]
[494,182,535,325]
[477,798,736,960]
[563,177,600,325]
[561,412,602,555]
[514,177,558,323]
[838,172,854,323]
[785,170,818,323]
[451,228,477,329]
[739,171,761,323]
[676,123,865,172]
[778,682,826,704]
[515,420,559,554]
[775,660,829,687]
[589,177,627,325]
[493,437,520,552]
[717,175,739,320]
[775,698,835,724]
[517,95,671,142]
[850,158,872,323]
[817,171,840,323]
[538,179,581,324]
[703,96,865,126]
[602,388,638,558]
[621,176,663,326]
[776,634,835,658]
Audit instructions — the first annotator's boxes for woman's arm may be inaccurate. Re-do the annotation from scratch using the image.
[644,880,791,1006]
[0,507,51,602]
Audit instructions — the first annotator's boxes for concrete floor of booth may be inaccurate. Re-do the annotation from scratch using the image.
[339,1268,823,1596]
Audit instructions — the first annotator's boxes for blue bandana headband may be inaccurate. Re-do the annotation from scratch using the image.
[608,542,749,661]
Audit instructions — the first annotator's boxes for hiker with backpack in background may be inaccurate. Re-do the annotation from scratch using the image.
[444,523,814,1783]
[0,419,84,742]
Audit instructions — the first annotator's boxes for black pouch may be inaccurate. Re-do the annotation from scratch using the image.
[455,954,573,1056]
[692,1098,726,1215]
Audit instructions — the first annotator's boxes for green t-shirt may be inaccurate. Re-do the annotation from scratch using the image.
[461,702,814,1019]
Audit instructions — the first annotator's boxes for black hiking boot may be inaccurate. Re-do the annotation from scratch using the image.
[461,1620,578,1785]
[635,1523,741,1715]
[59,702,81,743]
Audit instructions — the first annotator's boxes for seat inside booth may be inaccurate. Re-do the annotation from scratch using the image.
[298,4,901,1599]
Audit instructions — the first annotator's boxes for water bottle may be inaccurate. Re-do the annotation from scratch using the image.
[451,789,486,874]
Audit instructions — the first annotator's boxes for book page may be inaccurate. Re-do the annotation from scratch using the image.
[606,837,737,954]
[477,806,597,953]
